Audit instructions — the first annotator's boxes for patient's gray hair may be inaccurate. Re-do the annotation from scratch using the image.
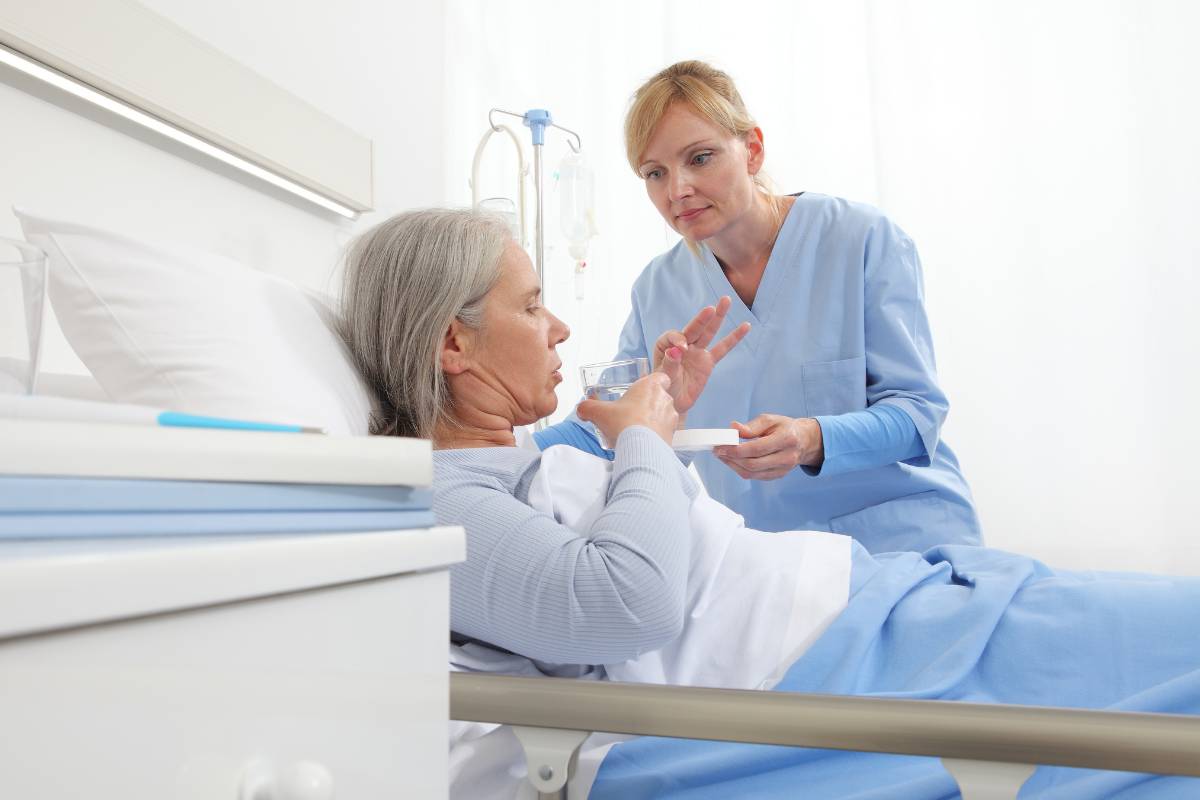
[338,208,509,438]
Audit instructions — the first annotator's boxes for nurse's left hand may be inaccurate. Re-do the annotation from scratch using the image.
[714,414,824,481]
[654,296,751,415]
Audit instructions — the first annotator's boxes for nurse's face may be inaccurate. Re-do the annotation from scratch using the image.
[454,242,570,425]
[637,102,764,243]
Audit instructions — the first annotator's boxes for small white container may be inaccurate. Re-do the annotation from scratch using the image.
[671,428,740,452]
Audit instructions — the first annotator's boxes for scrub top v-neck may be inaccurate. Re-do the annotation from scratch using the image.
[698,203,796,329]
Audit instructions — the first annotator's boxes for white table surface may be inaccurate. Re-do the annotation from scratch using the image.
[0,526,465,639]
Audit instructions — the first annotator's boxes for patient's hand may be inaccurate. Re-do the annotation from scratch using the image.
[578,372,678,446]
[653,296,751,415]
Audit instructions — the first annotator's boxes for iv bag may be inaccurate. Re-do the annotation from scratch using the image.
[557,150,596,261]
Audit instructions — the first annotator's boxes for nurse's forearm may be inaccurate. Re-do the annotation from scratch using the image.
[533,418,610,457]
[534,415,695,465]
[804,404,924,477]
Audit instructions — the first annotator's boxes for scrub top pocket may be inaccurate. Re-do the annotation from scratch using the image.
[801,356,866,417]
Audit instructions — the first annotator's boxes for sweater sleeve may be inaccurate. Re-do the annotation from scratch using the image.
[441,427,697,665]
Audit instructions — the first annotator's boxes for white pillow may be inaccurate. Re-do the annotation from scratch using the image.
[15,209,373,436]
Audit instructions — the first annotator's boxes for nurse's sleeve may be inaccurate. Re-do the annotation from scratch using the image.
[806,404,924,476]
[856,218,950,466]
[533,292,654,456]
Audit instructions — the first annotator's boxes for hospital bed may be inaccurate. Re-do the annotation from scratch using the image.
[451,672,1200,799]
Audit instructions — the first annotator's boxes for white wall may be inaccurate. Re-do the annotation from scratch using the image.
[0,0,446,372]
[443,0,1200,574]
[864,1,1200,574]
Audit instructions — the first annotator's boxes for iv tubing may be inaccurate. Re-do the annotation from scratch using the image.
[470,123,527,249]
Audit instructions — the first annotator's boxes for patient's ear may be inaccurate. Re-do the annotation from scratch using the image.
[440,319,474,375]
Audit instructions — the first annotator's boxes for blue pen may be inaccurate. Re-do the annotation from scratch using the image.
[0,394,326,434]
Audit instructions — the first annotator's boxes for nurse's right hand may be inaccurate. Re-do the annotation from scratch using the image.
[653,296,751,415]
[578,372,678,446]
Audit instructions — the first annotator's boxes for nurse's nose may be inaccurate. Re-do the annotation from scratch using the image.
[668,170,693,202]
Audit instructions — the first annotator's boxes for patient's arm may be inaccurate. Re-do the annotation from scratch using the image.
[437,427,698,665]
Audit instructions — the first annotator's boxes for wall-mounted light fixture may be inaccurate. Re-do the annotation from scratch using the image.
[0,45,359,219]
[0,0,374,220]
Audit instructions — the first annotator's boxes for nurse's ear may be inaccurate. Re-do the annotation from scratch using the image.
[440,318,475,375]
[744,126,766,176]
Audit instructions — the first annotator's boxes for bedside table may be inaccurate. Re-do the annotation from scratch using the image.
[0,526,464,799]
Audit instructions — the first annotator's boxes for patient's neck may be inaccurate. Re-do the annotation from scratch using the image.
[432,412,516,449]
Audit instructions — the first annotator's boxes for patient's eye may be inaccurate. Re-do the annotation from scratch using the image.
[692,151,713,166]
[642,167,663,181]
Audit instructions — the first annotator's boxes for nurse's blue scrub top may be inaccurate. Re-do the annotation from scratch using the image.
[544,193,981,553]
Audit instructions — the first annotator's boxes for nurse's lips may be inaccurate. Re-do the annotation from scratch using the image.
[677,206,708,222]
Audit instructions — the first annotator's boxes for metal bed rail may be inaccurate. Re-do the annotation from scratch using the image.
[451,672,1200,799]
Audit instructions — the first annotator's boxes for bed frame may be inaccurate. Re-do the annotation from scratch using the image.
[452,672,1200,799]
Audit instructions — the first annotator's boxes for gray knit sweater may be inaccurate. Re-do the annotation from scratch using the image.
[434,426,699,665]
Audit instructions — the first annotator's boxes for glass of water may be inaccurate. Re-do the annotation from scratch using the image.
[0,237,47,395]
[579,357,650,449]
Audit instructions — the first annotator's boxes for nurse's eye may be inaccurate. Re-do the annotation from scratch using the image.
[642,167,663,181]
[692,151,713,166]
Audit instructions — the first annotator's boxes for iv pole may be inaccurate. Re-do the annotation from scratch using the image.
[484,109,582,315]
[480,109,582,431]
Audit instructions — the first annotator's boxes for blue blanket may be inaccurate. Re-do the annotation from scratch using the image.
[591,545,1200,798]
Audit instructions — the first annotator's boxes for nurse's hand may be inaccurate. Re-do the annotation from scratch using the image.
[713,414,824,481]
[578,372,679,446]
[654,296,751,416]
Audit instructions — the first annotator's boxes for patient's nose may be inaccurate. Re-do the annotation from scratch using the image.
[550,312,570,344]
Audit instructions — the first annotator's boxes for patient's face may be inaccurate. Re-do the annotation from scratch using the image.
[465,242,570,425]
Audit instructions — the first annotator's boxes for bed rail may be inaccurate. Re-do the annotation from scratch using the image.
[451,673,1200,798]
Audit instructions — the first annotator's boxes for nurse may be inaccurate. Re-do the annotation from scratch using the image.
[536,60,981,553]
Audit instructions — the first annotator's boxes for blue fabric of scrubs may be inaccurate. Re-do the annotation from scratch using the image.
[541,193,981,553]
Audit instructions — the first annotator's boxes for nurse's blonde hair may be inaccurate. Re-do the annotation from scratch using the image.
[624,60,785,225]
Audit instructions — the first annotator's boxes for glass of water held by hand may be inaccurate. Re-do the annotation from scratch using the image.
[579,357,649,449]
[0,237,47,395]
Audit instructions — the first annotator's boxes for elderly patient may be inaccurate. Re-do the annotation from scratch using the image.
[339,209,1200,800]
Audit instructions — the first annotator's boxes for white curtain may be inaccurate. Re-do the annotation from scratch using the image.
[443,0,1200,574]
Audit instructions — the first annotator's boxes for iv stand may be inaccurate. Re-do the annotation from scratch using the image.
[486,109,582,316]
[485,109,582,431]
